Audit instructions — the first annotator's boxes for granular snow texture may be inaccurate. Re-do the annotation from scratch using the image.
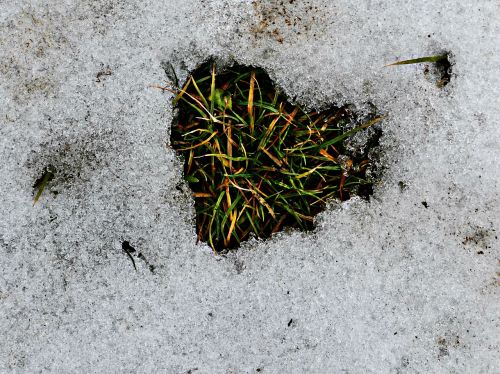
[0,0,499,373]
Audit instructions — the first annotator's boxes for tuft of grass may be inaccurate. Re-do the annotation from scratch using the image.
[161,62,383,252]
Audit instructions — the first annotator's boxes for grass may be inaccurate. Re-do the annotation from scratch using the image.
[385,54,448,66]
[159,62,383,252]
[386,53,451,87]
[32,165,55,206]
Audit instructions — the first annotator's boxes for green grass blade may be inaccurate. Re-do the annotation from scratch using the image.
[208,191,226,251]
[33,169,55,206]
[386,54,447,66]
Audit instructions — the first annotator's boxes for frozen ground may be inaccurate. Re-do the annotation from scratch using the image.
[0,0,499,372]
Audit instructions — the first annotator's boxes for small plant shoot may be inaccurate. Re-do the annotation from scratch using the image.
[385,54,448,66]
[386,53,452,87]
[163,62,383,252]
[32,165,55,206]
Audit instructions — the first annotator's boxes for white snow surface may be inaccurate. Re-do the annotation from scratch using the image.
[1,0,499,373]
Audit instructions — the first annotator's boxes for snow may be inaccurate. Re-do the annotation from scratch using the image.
[1,0,499,372]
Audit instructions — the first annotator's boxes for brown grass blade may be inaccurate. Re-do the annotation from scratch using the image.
[248,70,255,134]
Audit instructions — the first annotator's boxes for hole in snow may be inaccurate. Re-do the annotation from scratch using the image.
[424,53,452,88]
[167,61,383,252]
